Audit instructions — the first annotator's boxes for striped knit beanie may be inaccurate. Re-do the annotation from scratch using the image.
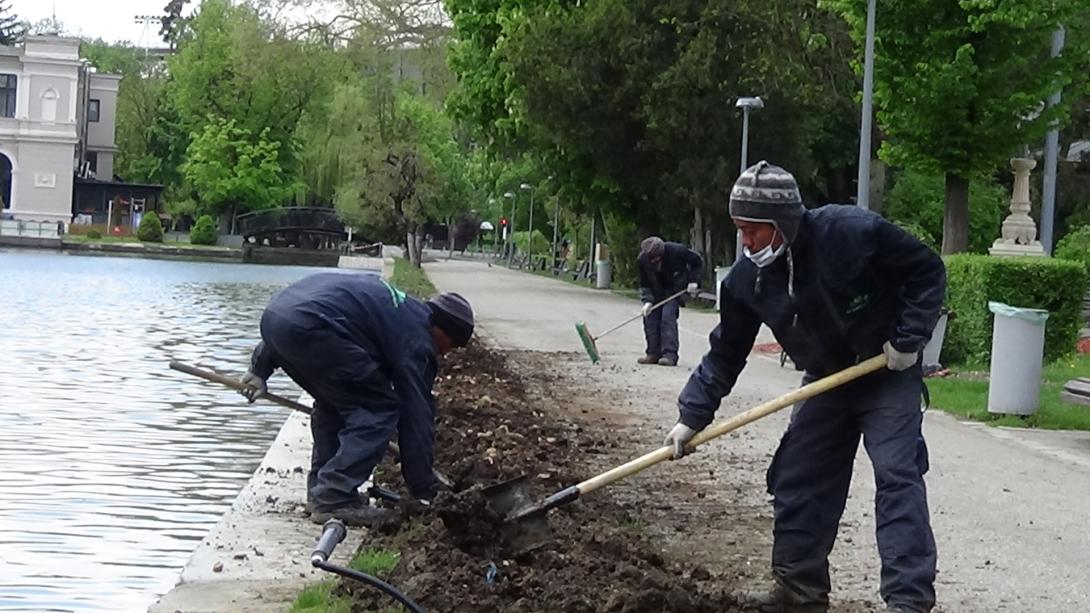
[729,161,805,243]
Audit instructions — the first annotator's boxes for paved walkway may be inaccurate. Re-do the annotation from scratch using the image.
[426,259,1090,612]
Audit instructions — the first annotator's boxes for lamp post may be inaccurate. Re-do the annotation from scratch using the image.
[520,182,535,263]
[488,197,498,250]
[734,96,764,262]
[503,191,516,265]
[856,0,877,210]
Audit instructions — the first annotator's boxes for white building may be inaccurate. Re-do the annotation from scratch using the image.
[0,34,119,225]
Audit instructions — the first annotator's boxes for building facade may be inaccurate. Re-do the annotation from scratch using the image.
[0,35,119,225]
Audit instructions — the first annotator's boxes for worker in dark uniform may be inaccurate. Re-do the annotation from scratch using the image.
[664,162,945,612]
[636,237,703,366]
[239,272,474,526]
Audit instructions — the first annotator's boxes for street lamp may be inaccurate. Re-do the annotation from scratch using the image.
[488,197,498,249]
[504,191,516,265]
[520,182,535,262]
[735,96,764,262]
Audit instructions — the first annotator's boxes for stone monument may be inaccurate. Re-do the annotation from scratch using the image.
[989,157,1046,257]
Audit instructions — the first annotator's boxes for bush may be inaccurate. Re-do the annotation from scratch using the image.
[511,229,550,256]
[944,255,1087,364]
[136,213,164,242]
[86,229,102,239]
[1054,225,1090,274]
[894,221,938,252]
[885,169,1007,253]
[189,214,218,245]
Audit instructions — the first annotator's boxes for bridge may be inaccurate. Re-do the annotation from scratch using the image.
[235,207,380,255]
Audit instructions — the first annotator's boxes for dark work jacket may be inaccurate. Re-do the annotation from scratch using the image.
[637,242,704,303]
[677,205,946,430]
[251,272,439,498]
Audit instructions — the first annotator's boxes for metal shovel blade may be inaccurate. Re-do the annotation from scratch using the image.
[482,475,551,550]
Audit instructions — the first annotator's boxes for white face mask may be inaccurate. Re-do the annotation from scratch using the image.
[744,242,785,268]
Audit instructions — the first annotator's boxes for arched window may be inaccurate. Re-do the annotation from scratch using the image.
[41,88,58,122]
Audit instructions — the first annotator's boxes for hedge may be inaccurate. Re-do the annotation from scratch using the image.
[944,255,1087,364]
[136,212,164,242]
[189,214,217,245]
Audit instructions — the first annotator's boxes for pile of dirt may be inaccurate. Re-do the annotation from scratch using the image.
[346,341,745,612]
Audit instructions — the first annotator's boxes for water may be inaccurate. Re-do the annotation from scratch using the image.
[0,250,343,612]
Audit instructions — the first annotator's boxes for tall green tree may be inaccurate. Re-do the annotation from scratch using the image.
[824,0,1090,253]
[182,117,299,222]
[0,1,23,45]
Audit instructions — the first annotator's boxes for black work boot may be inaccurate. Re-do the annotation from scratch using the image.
[637,354,661,365]
[310,504,390,528]
[733,583,828,613]
[658,355,678,366]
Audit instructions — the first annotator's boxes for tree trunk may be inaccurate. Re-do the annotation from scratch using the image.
[942,173,970,254]
[406,229,424,267]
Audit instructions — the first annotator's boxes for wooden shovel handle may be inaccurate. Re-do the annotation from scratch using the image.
[168,360,455,489]
[575,354,889,496]
[595,288,689,341]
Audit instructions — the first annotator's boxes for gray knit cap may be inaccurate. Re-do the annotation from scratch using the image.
[426,292,474,347]
[639,236,665,259]
[729,161,805,243]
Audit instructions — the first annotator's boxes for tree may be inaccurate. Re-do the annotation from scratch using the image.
[182,117,299,222]
[160,0,192,49]
[824,0,1090,253]
[0,1,23,45]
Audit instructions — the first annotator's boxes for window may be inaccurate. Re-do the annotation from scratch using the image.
[88,98,100,122]
[0,74,16,118]
[41,89,58,122]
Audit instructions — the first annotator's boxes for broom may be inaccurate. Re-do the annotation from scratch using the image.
[575,288,689,363]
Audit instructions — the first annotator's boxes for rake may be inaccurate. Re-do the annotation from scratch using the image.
[575,288,688,363]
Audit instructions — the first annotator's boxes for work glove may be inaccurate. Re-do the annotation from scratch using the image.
[239,371,267,403]
[663,422,698,460]
[883,341,918,372]
[687,282,700,297]
[641,302,653,318]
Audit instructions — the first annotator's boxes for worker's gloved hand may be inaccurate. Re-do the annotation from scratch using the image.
[883,341,918,372]
[687,282,699,297]
[239,371,267,403]
[663,422,698,460]
[641,302,653,318]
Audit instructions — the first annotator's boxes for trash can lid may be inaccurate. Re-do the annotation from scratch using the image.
[988,301,1049,323]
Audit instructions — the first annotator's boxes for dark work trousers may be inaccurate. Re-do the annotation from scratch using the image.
[643,298,681,359]
[259,311,400,513]
[766,366,936,612]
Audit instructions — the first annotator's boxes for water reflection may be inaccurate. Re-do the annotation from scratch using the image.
[0,250,342,612]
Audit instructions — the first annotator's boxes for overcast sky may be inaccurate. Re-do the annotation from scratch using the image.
[10,0,187,45]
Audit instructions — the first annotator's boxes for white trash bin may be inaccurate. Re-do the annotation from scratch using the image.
[595,259,612,289]
[987,301,1049,416]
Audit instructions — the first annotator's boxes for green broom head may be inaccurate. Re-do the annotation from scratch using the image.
[574,321,600,364]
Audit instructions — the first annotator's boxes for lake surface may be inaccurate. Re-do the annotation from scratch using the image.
[0,250,338,612]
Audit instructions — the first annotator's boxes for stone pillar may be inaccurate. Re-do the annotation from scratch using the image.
[990,158,1047,257]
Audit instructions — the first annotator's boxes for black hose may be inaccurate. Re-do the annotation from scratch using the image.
[315,560,427,613]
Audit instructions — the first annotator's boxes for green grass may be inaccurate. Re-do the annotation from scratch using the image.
[617,513,649,536]
[929,353,1090,430]
[392,257,437,298]
[290,581,352,613]
[61,235,233,250]
[349,546,400,576]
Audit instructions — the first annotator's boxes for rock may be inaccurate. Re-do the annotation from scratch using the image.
[212,561,224,573]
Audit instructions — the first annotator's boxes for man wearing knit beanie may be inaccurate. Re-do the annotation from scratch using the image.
[664,161,946,612]
[238,272,474,527]
[635,236,703,366]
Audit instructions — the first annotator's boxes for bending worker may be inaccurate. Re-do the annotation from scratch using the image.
[239,272,474,526]
[636,236,703,366]
[663,162,945,613]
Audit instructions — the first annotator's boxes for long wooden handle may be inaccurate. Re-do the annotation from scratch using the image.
[574,354,888,496]
[169,360,315,414]
[169,360,456,489]
[595,288,689,341]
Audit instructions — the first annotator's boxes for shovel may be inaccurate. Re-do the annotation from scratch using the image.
[575,288,688,363]
[168,360,455,489]
[489,354,887,540]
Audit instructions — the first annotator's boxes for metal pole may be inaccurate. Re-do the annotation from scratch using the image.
[735,107,751,263]
[857,0,877,210]
[551,196,560,271]
[527,188,535,262]
[507,194,517,266]
[1041,26,1066,255]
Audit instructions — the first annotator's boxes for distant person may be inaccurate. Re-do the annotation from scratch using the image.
[635,237,703,366]
[239,272,474,526]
